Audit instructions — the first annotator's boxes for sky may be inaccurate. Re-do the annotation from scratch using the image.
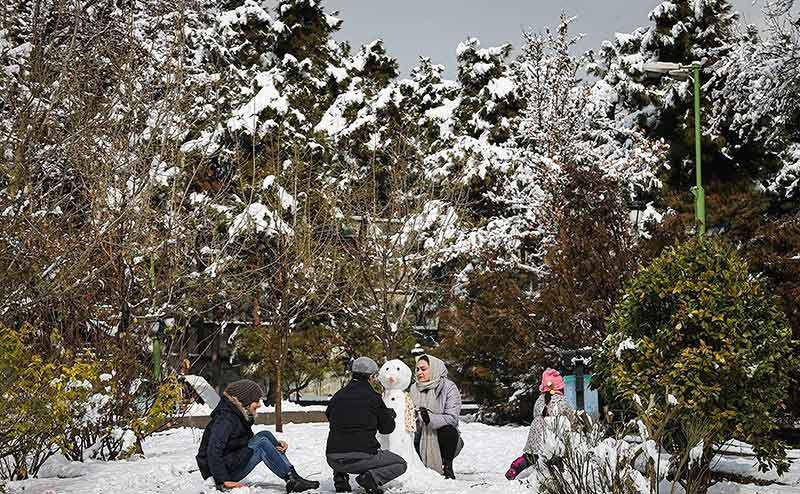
[326,0,768,78]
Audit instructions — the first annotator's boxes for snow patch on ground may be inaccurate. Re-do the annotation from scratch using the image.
[9,422,800,494]
[185,400,327,416]
[9,423,535,494]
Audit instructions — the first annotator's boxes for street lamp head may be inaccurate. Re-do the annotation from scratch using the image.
[641,61,683,74]
[641,61,701,80]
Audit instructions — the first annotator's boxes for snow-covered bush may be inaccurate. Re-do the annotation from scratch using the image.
[594,237,797,490]
[533,412,649,494]
[534,394,716,494]
[57,363,184,462]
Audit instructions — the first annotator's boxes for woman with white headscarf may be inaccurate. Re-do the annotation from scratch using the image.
[410,354,464,479]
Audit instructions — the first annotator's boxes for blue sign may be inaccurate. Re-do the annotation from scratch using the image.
[564,374,599,418]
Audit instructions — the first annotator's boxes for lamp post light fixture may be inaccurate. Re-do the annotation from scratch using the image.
[641,61,706,235]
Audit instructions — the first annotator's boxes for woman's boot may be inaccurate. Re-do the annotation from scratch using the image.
[285,467,320,493]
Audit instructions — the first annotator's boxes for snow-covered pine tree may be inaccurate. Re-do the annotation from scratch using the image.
[707,12,800,204]
[453,38,523,144]
[590,0,739,190]
[422,37,525,227]
[314,38,400,186]
[436,16,665,288]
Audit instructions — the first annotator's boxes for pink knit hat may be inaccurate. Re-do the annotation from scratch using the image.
[539,368,565,395]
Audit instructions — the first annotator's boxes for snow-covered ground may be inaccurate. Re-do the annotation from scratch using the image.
[185,400,328,417]
[8,422,800,494]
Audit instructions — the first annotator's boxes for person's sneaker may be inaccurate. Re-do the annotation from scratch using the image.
[443,463,456,480]
[333,470,351,492]
[355,471,381,494]
[285,467,320,493]
[505,454,530,480]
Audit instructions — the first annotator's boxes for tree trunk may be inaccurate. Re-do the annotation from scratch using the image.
[212,329,222,395]
[274,364,283,432]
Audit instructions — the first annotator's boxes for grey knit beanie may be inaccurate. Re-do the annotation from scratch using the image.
[351,356,379,375]
[225,379,263,407]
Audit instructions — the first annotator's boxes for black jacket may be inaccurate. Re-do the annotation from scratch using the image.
[196,396,255,484]
[326,378,396,454]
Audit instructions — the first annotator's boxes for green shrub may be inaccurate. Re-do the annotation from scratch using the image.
[54,355,116,462]
[0,326,87,480]
[58,355,185,461]
[594,237,797,487]
[0,326,185,478]
[125,375,184,457]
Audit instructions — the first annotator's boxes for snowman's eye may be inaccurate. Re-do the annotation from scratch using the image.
[397,367,400,371]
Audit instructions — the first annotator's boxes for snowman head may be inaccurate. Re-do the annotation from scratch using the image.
[378,359,412,391]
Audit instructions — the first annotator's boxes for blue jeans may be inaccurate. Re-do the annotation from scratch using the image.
[231,431,293,481]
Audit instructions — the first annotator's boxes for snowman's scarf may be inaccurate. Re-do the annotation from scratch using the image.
[411,355,448,474]
[404,393,416,432]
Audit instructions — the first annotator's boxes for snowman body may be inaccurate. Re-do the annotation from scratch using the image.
[377,360,424,469]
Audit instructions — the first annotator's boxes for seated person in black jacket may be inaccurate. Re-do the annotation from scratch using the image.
[196,379,318,492]
[326,357,407,494]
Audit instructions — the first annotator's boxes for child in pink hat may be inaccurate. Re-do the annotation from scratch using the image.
[538,368,565,394]
[505,368,573,480]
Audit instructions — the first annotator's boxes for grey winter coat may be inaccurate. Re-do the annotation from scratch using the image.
[411,375,464,474]
[416,377,462,431]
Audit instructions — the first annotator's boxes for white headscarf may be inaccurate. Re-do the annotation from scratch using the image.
[413,354,447,392]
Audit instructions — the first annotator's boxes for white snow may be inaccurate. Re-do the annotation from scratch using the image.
[261,177,296,212]
[689,440,705,466]
[693,0,705,20]
[228,202,293,239]
[218,2,273,29]
[486,77,516,99]
[149,158,180,187]
[189,192,209,206]
[649,1,678,20]
[228,72,289,135]
[615,337,638,358]
[9,422,799,494]
[325,64,348,83]
[9,423,534,494]
[37,454,88,479]
[184,400,327,417]
[324,14,341,29]
[314,88,365,136]
[180,128,222,155]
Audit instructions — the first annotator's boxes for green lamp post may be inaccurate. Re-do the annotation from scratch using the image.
[150,321,163,381]
[642,61,706,235]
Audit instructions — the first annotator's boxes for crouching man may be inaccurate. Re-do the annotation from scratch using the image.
[196,379,319,492]
[326,357,407,493]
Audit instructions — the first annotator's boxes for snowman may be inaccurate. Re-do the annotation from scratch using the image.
[377,359,425,470]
